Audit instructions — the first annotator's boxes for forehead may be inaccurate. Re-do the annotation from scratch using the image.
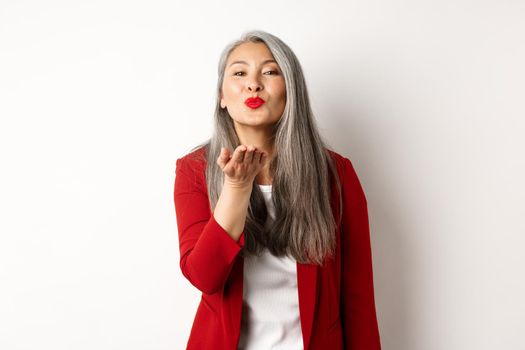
[226,42,277,66]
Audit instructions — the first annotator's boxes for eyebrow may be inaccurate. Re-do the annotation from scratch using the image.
[228,59,277,68]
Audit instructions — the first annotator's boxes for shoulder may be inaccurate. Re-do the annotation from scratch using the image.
[179,144,207,163]
[174,145,210,198]
[174,145,209,194]
[325,147,366,199]
[176,144,208,172]
[326,148,345,165]
[325,147,355,176]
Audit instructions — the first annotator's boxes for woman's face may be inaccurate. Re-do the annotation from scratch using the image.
[220,42,286,132]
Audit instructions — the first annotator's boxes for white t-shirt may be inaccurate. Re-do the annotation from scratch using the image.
[237,184,304,350]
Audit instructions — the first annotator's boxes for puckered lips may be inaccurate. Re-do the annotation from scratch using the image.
[244,97,265,109]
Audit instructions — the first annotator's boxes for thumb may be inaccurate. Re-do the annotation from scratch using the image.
[217,147,230,168]
[221,147,232,160]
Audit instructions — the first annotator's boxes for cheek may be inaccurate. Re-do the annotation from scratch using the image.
[268,81,285,97]
[275,81,286,100]
[222,79,240,96]
[276,89,286,103]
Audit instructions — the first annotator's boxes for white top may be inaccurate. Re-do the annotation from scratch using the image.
[237,184,304,350]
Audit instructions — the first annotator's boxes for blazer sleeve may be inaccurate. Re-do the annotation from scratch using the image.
[339,157,382,349]
[173,157,244,295]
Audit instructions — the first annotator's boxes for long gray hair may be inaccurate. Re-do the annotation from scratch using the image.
[191,30,342,265]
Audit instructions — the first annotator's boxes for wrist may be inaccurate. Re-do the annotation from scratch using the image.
[223,180,253,192]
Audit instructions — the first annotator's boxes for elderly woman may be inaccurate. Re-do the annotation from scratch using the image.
[174,30,381,350]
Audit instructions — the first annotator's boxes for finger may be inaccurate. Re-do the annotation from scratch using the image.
[233,145,247,163]
[217,147,229,168]
[216,147,224,168]
[253,150,262,164]
[256,151,266,164]
[223,146,229,156]
[258,151,266,164]
[244,145,255,163]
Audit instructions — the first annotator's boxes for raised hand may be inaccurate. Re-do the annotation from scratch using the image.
[216,145,267,189]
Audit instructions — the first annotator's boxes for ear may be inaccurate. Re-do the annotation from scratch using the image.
[220,91,226,109]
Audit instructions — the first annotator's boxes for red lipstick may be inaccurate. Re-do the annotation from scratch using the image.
[244,97,265,109]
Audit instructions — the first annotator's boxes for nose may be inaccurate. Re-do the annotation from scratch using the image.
[247,77,263,92]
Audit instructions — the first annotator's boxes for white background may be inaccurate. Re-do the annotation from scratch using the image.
[1,1,524,349]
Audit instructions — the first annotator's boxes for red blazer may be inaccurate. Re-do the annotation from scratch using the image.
[173,146,381,350]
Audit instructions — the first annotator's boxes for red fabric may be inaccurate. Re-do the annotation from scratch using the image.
[173,146,381,350]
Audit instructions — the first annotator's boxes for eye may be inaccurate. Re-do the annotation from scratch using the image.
[233,70,279,76]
